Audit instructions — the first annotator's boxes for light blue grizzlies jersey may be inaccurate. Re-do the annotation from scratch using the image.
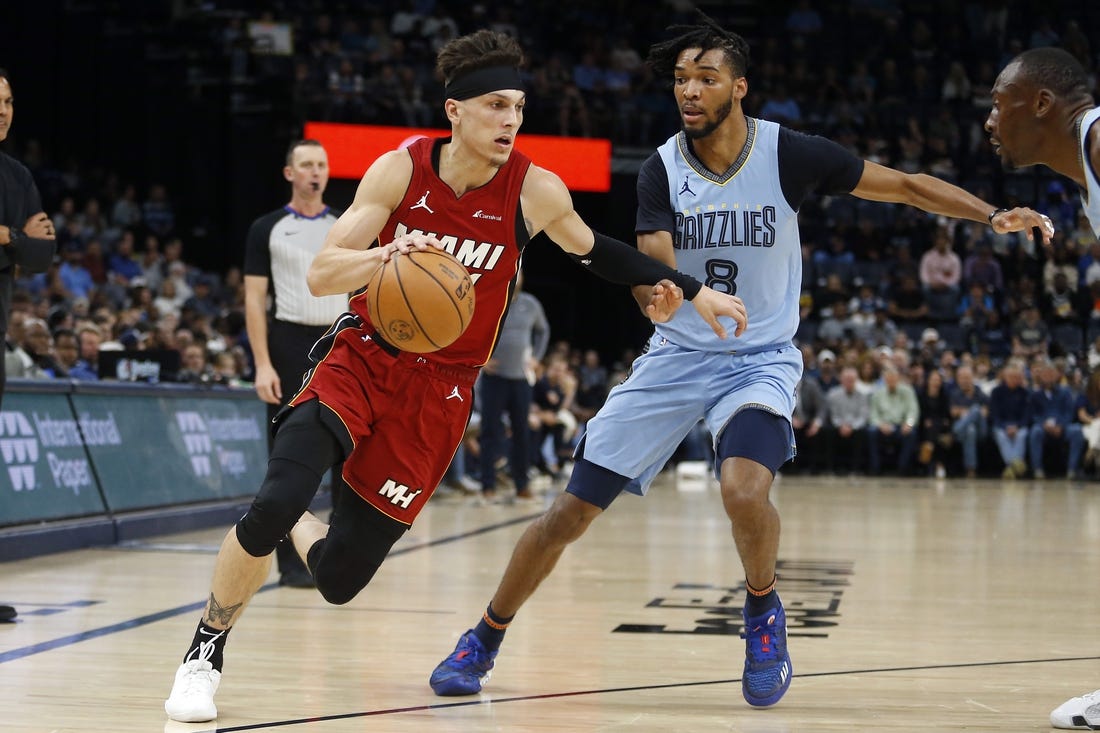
[1080,106,1100,236]
[652,118,800,352]
[580,121,864,493]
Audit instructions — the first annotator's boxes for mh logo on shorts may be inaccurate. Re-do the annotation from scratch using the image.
[378,478,422,509]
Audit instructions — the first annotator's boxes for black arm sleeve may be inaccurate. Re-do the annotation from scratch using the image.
[568,232,703,300]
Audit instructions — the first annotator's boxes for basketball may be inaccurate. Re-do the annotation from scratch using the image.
[367,248,476,353]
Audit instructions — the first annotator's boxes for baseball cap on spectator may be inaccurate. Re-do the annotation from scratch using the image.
[818,349,836,364]
[130,276,148,289]
[921,328,940,343]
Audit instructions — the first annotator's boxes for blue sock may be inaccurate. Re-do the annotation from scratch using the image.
[472,603,513,652]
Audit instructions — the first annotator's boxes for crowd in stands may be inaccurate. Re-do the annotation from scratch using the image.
[4,1,1100,483]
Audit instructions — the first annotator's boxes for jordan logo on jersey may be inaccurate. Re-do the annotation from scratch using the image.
[411,190,434,213]
[679,175,695,196]
[445,386,463,401]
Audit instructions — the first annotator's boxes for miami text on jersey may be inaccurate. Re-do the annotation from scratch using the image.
[393,221,506,283]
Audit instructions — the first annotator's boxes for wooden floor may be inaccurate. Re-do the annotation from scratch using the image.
[2,472,1098,732]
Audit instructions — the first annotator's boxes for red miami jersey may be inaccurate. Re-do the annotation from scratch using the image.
[286,136,532,525]
[352,136,532,367]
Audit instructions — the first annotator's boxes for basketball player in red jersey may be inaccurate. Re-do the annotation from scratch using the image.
[164,29,747,723]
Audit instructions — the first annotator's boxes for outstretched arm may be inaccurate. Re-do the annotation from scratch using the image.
[850,161,1055,244]
[527,166,747,338]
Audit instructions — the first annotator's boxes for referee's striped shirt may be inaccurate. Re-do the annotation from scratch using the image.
[244,205,347,326]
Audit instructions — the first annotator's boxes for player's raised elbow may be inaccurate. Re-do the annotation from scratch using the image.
[306,266,327,296]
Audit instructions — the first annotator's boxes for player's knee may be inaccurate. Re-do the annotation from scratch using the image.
[537,493,602,546]
[307,540,371,605]
[313,570,371,606]
[235,459,320,557]
[717,409,791,476]
[719,471,771,512]
[307,521,401,605]
[235,502,299,558]
[563,456,630,510]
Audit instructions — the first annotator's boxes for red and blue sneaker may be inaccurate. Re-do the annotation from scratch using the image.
[741,599,792,707]
[430,630,498,696]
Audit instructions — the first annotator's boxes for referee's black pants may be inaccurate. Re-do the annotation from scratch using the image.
[267,318,349,574]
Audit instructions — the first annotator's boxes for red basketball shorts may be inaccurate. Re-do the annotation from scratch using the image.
[289,322,477,525]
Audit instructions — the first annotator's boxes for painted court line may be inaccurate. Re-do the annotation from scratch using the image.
[0,513,540,665]
[208,655,1100,732]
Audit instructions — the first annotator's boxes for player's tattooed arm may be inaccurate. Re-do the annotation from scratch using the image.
[204,593,243,626]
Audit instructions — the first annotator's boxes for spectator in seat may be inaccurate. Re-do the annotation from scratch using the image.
[962,243,1004,293]
[1011,305,1050,358]
[791,360,827,474]
[887,273,929,323]
[107,229,143,283]
[1076,369,1100,476]
[823,366,870,474]
[52,328,96,380]
[919,226,962,320]
[949,364,989,478]
[989,360,1031,478]
[867,365,920,475]
[917,368,952,477]
[1028,359,1084,479]
[1042,270,1086,327]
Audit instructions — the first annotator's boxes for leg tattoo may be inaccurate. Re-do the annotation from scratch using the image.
[204,593,243,627]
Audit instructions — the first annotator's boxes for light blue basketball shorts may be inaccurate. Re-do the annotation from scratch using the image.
[577,334,801,495]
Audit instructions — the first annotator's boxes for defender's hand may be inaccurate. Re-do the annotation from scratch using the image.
[691,286,748,339]
[990,207,1055,246]
[643,279,684,323]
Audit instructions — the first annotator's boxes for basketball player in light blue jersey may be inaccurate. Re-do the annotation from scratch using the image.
[985,46,1100,731]
[432,12,1055,709]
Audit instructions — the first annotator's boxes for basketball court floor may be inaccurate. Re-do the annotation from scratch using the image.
[2,472,1098,732]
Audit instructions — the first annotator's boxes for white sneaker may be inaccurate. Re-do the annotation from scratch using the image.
[165,659,221,722]
[1050,689,1100,729]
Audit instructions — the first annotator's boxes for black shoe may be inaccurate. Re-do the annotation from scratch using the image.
[0,605,16,622]
[278,569,315,588]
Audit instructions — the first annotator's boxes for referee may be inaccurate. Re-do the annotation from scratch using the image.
[243,139,348,588]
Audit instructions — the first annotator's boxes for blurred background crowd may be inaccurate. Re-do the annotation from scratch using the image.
[3,0,1100,483]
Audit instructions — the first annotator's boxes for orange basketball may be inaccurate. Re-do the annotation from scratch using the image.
[366,248,476,353]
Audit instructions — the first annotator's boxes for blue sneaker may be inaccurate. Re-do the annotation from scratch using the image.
[740,599,792,707]
[430,630,497,696]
